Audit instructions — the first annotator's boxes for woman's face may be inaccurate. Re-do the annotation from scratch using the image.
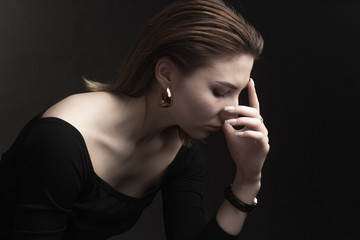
[169,54,254,139]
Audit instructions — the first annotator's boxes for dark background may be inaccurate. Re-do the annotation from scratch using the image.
[0,0,359,239]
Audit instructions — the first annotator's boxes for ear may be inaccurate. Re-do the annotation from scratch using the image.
[155,57,178,88]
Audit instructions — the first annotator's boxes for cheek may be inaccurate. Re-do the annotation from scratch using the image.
[172,80,223,120]
[181,91,220,117]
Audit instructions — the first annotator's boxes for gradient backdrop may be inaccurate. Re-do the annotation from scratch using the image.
[1,1,359,239]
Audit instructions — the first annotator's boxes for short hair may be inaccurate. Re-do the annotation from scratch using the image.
[85,0,264,146]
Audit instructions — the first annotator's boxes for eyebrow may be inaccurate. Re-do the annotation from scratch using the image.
[215,81,239,90]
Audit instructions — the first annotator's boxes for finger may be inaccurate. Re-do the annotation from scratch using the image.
[235,130,269,144]
[222,119,236,136]
[248,78,260,112]
[226,117,268,134]
[224,105,259,118]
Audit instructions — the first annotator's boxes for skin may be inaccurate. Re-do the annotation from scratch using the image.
[161,55,251,139]
[42,54,269,236]
[159,54,269,235]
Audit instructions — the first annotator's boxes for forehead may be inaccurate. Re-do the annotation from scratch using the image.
[189,54,254,87]
[207,54,254,75]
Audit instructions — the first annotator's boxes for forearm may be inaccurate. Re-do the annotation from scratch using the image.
[216,78,269,237]
[215,172,261,236]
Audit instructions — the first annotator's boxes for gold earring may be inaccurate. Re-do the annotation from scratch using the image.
[159,87,172,107]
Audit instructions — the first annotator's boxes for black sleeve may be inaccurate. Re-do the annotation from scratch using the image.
[9,120,87,240]
[161,144,240,240]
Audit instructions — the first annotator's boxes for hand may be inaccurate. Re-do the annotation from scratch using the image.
[221,79,270,184]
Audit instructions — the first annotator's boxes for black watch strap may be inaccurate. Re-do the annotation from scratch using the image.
[224,185,257,213]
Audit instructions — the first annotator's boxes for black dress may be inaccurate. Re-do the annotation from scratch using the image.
[0,111,239,240]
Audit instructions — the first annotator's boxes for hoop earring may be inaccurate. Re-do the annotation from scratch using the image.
[159,87,172,107]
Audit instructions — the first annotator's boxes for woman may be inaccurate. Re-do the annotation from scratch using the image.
[0,0,269,239]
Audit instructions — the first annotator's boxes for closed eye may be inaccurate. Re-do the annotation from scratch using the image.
[213,90,227,98]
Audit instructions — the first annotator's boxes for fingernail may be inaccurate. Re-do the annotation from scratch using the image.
[224,106,235,111]
[235,132,244,136]
[226,119,237,124]
[250,78,255,87]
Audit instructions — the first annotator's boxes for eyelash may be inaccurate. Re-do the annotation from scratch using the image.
[213,90,227,98]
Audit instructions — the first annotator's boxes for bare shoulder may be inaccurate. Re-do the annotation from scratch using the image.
[41,91,112,133]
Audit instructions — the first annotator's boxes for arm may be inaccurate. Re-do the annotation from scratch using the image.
[162,80,269,239]
[161,145,206,240]
[217,78,269,235]
[161,145,241,240]
[8,120,85,239]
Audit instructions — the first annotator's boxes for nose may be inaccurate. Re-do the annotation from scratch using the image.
[219,96,239,121]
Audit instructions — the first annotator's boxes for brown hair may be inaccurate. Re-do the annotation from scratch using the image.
[85,0,264,146]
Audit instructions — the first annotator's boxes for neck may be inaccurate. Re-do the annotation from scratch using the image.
[107,89,178,145]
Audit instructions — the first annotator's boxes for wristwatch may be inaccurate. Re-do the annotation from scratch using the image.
[224,185,258,213]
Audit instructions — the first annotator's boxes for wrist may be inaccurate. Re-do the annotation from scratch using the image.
[231,175,261,204]
[234,170,261,185]
[224,185,258,213]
